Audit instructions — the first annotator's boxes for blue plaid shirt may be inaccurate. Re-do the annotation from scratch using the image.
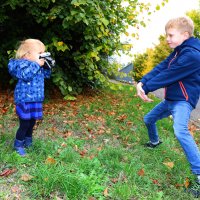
[8,59,51,104]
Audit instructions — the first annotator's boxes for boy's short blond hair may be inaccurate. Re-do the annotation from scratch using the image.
[15,39,45,59]
[165,16,194,37]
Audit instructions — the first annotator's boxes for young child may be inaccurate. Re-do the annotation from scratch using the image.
[136,16,200,197]
[8,39,51,156]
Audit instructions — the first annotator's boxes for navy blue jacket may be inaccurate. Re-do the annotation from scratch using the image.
[141,37,200,108]
[8,59,51,104]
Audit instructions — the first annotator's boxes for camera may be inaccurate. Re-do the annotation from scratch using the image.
[39,52,56,69]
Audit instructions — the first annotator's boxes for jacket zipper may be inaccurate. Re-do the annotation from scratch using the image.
[164,51,189,101]
[164,52,178,97]
[179,81,189,101]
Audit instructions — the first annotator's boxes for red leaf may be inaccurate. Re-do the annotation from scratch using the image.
[137,169,145,176]
[152,179,161,186]
[79,149,87,157]
[0,168,17,177]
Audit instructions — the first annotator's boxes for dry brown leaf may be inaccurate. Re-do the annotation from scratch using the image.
[61,142,67,147]
[116,114,127,121]
[97,146,103,151]
[110,178,118,184]
[21,173,34,181]
[103,187,108,197]
[11,185,21,193]
[108,111,116,116]
[45,157,56,164]
[97,128,105,135]
[188,124,197,136]
[63,120,74,124]
[63,131,73,138]
[184,177,190,188]
[126,121,133,126]
[152,179,161,186]
[89,154,95,159]
[88,197,96,200]
[79,149,87,157]
[137,169,145,176]
[163,162,174,169]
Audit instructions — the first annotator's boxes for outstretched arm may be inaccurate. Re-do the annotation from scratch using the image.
[136,82,153,102]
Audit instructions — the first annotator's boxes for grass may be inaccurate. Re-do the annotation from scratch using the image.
[0,83,200,199]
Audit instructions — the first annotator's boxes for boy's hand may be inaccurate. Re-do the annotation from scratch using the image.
[136,82,153,102]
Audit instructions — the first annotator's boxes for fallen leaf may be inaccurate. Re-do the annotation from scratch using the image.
[45,157,56,164]
[21,173,34,181]
[116,114,127,121]
[63,131,73,138]
[188,124,197,137]
[89,154,95,159]
[110,178,118,183]
[152,179,161,186]
[88,197,96,200]
[108,111,116,116]
[61,142,67,147]
[79,149,87,157]
[63,120,74,124]
[97,146,103,151]
[184,177,190,188]
[103,187,108,197]
[137,169,145,176]
[126,121,133,126]
[0,168,17,177]
[163,162,174,169]
[11,185,21,193]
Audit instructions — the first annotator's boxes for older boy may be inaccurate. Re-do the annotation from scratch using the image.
[136,16,200,197]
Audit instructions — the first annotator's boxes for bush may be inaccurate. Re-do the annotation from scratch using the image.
[0,0,155,97]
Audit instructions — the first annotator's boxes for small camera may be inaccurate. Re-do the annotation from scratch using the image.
[39,52,55,69]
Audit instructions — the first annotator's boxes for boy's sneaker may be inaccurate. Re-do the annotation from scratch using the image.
[144,141,162,149]
[186,182,200,198]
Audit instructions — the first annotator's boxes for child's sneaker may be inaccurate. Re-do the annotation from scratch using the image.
[24,137,32,148]
[144,141,162,149]
[186,182,200,198]
[14,139,26,156]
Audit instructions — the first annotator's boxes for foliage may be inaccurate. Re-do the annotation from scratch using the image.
[133,8,200,83]
[187,9,200,38]
[132,51,148,82]
[0,85,199,199]
[0,0,163,97]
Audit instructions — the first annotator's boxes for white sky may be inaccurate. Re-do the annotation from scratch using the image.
[118,0,199,65]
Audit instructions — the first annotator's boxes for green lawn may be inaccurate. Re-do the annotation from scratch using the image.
[0,83,199,199]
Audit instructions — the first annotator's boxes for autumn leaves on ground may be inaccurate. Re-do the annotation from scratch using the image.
[0,84,199,200]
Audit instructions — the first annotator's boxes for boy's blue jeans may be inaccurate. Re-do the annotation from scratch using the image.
[144,100,200,175]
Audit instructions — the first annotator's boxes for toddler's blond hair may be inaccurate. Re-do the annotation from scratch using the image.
[165,16,194,37]
[15,39,45,59]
